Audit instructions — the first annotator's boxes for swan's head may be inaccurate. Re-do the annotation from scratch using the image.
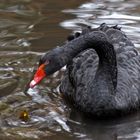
[28,31,84,88]
[29,50,63,88]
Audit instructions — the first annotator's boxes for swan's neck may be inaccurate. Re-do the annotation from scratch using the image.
[51,31,117,89]
[94,41,117,90]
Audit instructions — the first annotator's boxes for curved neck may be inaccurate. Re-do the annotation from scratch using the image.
[51,31,117,89]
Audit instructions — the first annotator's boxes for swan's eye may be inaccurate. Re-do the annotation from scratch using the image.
[44,60,50,65]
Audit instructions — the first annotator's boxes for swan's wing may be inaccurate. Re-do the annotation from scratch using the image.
[97,23,138,61]
[99,24,140,110]
[116,55,140,110]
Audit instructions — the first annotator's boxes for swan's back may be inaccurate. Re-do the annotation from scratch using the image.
[60,23,140,116]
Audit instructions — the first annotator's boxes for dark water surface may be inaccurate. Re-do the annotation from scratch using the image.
[0,0,140,140]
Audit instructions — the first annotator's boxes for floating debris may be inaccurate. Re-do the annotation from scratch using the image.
[19,110,29,122]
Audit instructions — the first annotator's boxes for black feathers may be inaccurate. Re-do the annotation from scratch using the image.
[60,23,140,117]
[40,23,140,117]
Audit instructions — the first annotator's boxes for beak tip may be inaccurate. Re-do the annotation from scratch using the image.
[29,80,37,88]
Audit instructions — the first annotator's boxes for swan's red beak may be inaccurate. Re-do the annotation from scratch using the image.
[29,64,46,88]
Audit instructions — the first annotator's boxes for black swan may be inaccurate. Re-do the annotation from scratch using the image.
[28,23,140,117]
